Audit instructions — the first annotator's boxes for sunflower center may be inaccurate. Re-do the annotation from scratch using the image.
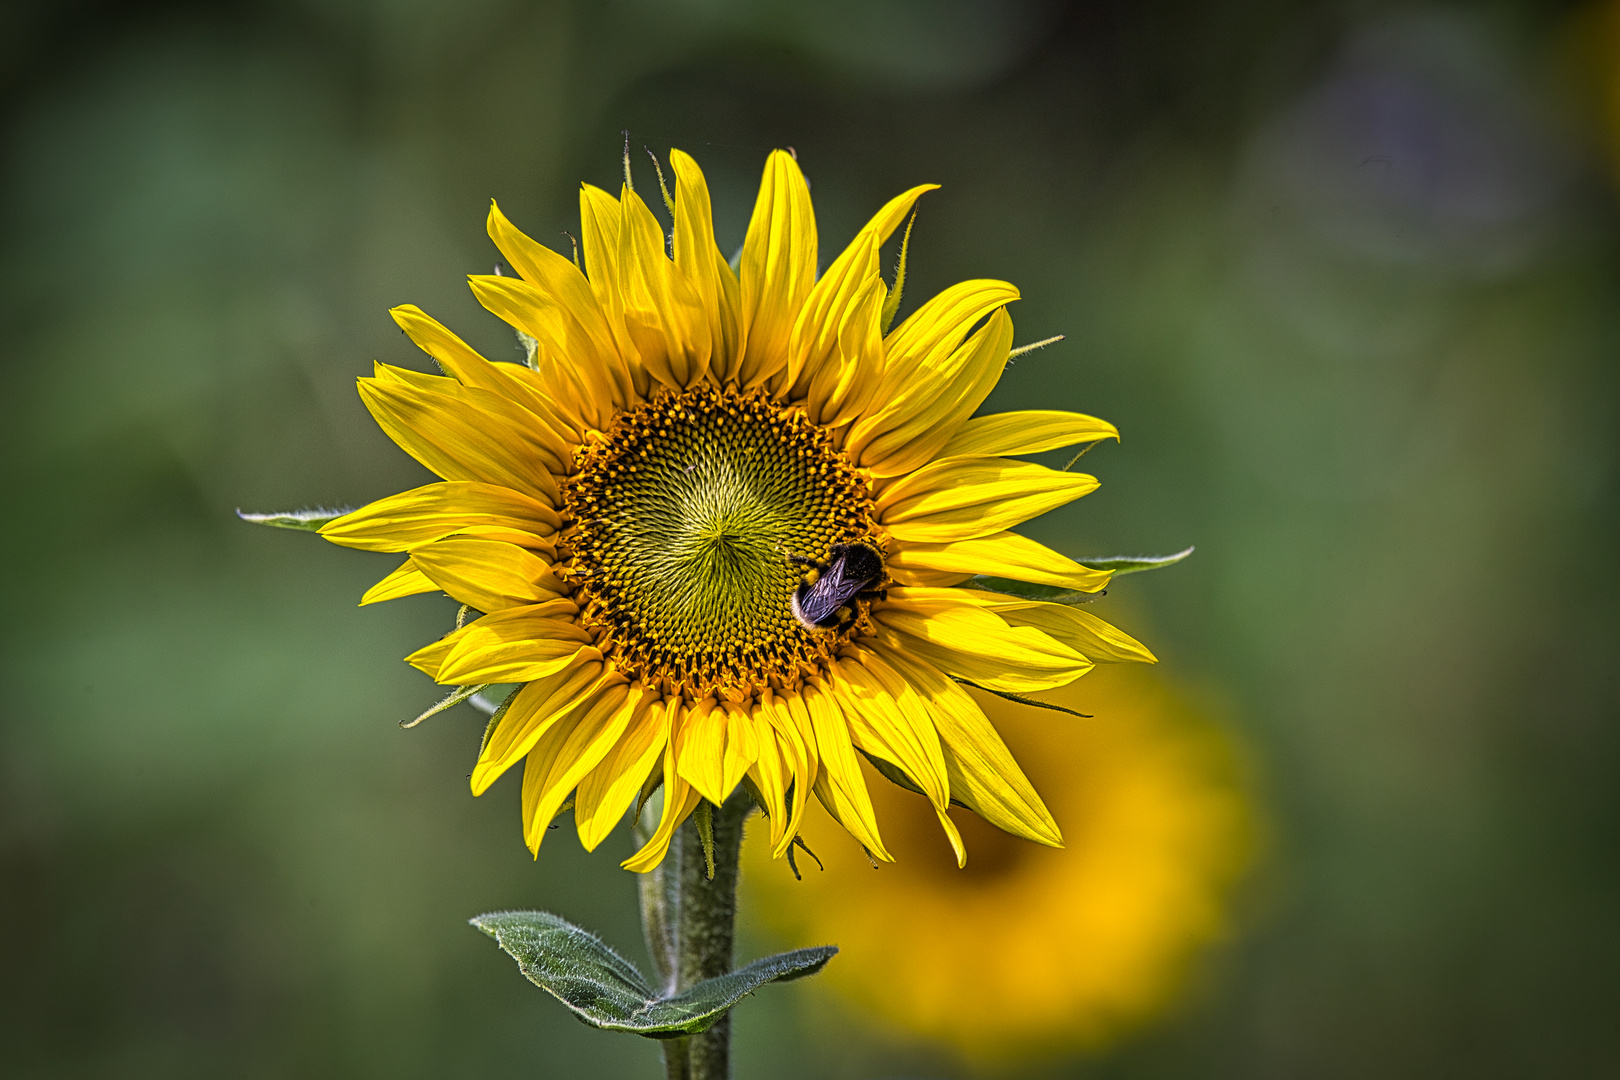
[561,385,878,699]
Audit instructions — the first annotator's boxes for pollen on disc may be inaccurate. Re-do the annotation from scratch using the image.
[561,386,879,700]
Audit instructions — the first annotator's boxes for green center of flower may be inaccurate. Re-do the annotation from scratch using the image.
[562,385,878,699]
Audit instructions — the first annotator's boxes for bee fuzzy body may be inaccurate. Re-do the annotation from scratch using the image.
[789,542,885,632]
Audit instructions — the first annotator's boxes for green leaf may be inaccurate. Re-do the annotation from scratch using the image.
[235,507,351,532]
[471,911,836,1037]
[1076,546,1194,575]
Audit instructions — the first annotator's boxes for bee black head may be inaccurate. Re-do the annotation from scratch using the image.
[827,542,884,582]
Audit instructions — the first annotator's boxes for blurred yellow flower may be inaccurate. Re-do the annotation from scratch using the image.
[742,661,1256,1061]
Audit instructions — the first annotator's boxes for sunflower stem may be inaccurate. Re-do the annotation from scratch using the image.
[662,1036,692,1080]
[643,789,750,1080]
[636,823,679,991]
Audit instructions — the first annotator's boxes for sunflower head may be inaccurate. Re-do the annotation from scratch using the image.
[315,148,1156,871]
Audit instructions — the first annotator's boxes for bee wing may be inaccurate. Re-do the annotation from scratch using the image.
[796,555,879,627]
[794,573,849,626]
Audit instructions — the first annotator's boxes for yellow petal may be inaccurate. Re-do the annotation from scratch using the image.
[388,304,579,435]
[672,700,723,802]
[575,693,670,853]
[864,183,940,238]
[409,604,581,683]
[747,711,792,854]
[801,276,886,428]
[431,603,594,685]
[671,149,741,375]
[758,691,816,856]
[830,652,950,813]
[411,523,553,555]
[623,781,702,872]
[800,680,892,861]
[359,557,439,605]
[673,699,760,806]
[487,199,611,343]
[886,530,1112,593]
[358,372,564,503]
[852,305,1015,477]
[871,590,1092,693]
[615,187,711,390]
[321,482,559,553]
[822,183,939,297]
[403,628,455,678]
[521,684,640,854]
[386,303,494,387]
[471,660,608,795]
[579,184,653,400]
[486,199,632,414]
[934,807,968,868]
[787,231,879,394]
[870,643,1061,847]
[939,410,1119,458]
[365,359,573,470]
[883,566,975,588]
[622,712,702,873]
[951,591,1158,664]
[466,271,622,425]
[790,181,935,421]
[831,651,966,868]
[884,277,1017,363]
[734,150,816,389]
[578,182,624,317]
[849,278,1017,455]
[877,456,1100,543]
[368,360,443,392]
[409,538,564,613]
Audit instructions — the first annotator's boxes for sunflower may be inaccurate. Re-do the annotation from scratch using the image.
[741,664,1256,1061]
[318,148,1156,871]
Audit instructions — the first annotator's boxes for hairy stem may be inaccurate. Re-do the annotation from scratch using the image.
[640,790,750,1080]
[637,833,679,992]
[662,1035,692,1080]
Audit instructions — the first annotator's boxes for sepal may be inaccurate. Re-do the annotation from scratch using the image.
[969,546,1193,603]
[236,507,352,532]
[966,577,1102,604]
[856,747,969,807]
[952,678,1091,718]
[402,684,488,729]
[1075,546,1194,575]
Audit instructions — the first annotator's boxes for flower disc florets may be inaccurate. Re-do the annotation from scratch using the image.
[561,385,879,700]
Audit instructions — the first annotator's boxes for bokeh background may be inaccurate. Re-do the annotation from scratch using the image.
[4,0,1620,1076]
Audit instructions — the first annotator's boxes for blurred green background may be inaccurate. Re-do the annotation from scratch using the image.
[4,0,1619,1076]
